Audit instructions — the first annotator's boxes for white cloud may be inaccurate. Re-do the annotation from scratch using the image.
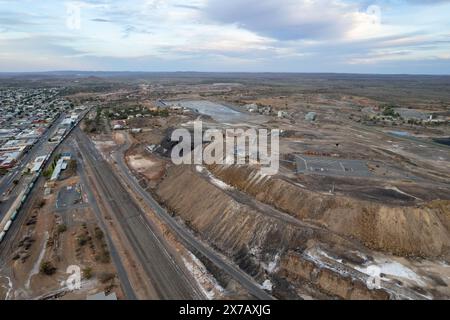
[0,0,449,73]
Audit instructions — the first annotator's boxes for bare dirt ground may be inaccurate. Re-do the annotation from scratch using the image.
[16,74,447,300]
[91,130,250,299]
[102,79,450,300]
[127,154,166,181]
[0,158,123,300]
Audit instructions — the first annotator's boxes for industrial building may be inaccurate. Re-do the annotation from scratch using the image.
[50,154,72,181]
[31,155,47,173]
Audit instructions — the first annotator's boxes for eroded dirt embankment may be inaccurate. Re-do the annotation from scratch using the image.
[155,165,397,299]
[207,164,450,258]
[280,251,389,300]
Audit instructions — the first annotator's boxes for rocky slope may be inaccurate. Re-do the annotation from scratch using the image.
[208,164,450,258]
[154,165,393,298]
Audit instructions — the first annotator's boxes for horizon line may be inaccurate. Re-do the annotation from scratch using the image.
[1,70,450,77]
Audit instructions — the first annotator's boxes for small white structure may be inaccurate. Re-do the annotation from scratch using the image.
[31,155,46,173]
[61,153,72,161]
[170,104,182,111]
[146,144,158,153]
[278,111,288,118]
[61,118,74,126]
[305,112,317,121]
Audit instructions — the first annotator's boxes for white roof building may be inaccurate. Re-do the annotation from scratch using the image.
[51,158,65,181]
[31,155,46,173]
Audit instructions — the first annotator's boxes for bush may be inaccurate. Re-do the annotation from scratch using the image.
[43,169,52,178]
[382,106,400,118]
[94,227,104,240]
[57,224,67,234]
[40,261,56,275]
[77,233,90,246]
[38,199,46,208]
[83,267,93,280]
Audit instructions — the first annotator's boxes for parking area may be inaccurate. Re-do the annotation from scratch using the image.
[295,155,371,177]
[56,184,85,210]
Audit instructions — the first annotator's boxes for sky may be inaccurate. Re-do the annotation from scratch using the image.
[0,0,450,74]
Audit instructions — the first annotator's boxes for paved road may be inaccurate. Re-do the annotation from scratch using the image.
[112,133,274,300]
[73,128,204,300]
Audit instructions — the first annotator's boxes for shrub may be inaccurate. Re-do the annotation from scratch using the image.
[382,106,400,118]
[77,234,89,246]
[57,224,67,234]
[40,261,56,275]
[83,267,93,280]
[43,169,52,178]
[94,227,104,240]
[38,199,46,208]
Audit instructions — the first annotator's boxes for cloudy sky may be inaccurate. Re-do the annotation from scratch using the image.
[0,0,449,73]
